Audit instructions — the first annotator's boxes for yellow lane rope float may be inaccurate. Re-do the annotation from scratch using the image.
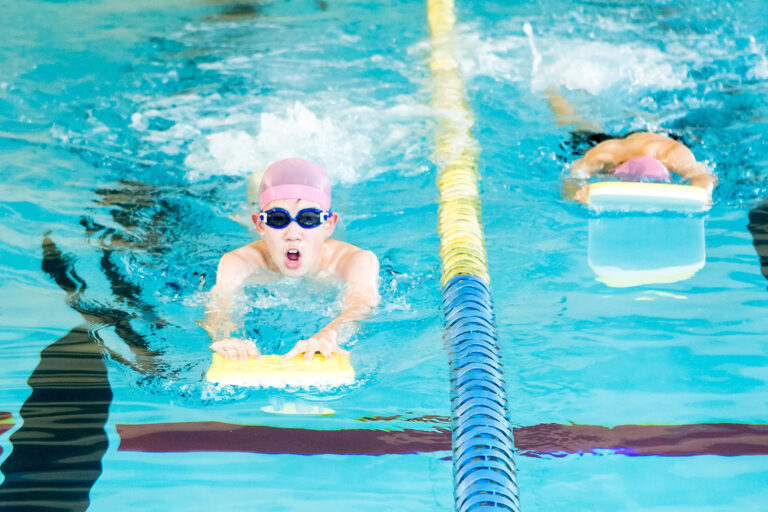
[427,0,489,287]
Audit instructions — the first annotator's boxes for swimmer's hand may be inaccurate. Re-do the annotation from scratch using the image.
[282,329,350,362]
[561,177,590,203]
[689,172,717,199]
[574,184,590,203]
[210,337,261,361]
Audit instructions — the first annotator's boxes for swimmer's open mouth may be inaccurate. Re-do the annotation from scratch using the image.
[285,249,301,269]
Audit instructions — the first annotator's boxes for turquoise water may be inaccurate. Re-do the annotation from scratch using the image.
[1,0,767,510]
[473,2,768,510]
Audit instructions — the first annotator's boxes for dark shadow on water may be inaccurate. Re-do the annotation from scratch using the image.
[0,238,112,512]
[0,325,111,512]
[0,231,170,510]
[748,200,768,288]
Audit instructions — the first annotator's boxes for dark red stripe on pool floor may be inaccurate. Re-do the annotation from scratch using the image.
[3,414,766,457]
[117,422,451,455]
[113,421,768,457]
[516,422,768,457]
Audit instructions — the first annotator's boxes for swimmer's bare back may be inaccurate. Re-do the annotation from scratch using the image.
[571,132,717,195]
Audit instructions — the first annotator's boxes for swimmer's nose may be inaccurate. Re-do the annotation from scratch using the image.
[283,222,303,239]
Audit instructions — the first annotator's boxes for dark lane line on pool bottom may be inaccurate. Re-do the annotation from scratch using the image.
[0,233,167,511]
[0,237,112,512]
[105,421,768,457]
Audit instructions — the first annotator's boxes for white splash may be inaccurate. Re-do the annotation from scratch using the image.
[536,40,687,94]
[446,20,691,95]
[746,36,768,80]
[183,102,371,183]
[523,21,542,78]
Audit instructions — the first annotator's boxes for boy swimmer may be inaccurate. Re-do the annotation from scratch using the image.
[202,158,380,361]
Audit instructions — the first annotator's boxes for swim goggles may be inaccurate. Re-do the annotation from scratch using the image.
[256,207,331,229]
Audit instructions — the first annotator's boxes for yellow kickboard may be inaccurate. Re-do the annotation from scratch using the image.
[588,181,709,212]
[206,353,355,388]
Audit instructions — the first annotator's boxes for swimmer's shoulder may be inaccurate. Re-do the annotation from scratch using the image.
[324,240,379,278]
[216,241,270,282]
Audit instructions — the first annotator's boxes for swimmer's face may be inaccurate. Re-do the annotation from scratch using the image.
[253,198,337,277]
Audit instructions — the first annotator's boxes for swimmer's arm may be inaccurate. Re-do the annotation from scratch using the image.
[570,139,628,178]
[566,146,614,202]
[201,253,246,340]
[545,86,603,133]
[328,264,382,337]
[317,249,380,335]
[200,251,260,360]
[283,250,380,361]
[567,142,625,202]
[328,249,381,333]
[658,140,718,195]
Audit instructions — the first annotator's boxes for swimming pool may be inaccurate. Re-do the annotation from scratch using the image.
[1,0,767,510]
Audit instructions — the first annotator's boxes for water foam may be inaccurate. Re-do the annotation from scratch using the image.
[128,91,431,185]
[184,102,372,183]
[428,17,768,98]
[530,39,688,94]
[516,21,691,94]
[746,36,768,80]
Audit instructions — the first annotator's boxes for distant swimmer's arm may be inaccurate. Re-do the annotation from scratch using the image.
[545,86,603,133]
[565,149,611,203]
[283,249,380,361]
[570,138,629,178]
[656,137,718,196]
[201,251,261,361]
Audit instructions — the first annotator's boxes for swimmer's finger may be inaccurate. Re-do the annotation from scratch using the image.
[574,184,590,203]
[246,341,261,360]
[282,341,306,361]
[227,341,242,361]
[303,342,317,361]
[222,346,237,360]
[320,346,333,361]
[332,345,350,356]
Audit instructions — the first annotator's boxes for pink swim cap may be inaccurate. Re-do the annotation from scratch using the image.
[259,158,331,210]
[613,156,671,182]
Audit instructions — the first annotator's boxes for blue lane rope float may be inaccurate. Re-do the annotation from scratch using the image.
[444,276,519,511]
[426,0,521,510]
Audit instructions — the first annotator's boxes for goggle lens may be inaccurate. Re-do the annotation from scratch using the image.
[296,210,321,227]
[266,210,291,228]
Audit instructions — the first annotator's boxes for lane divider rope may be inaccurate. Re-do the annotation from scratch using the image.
[426,0,521,510]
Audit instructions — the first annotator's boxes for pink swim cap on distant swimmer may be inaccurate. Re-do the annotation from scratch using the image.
[613,156,671,182]
[259,158,331,210]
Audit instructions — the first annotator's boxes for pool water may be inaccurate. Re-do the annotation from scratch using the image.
[1,0,767,510]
